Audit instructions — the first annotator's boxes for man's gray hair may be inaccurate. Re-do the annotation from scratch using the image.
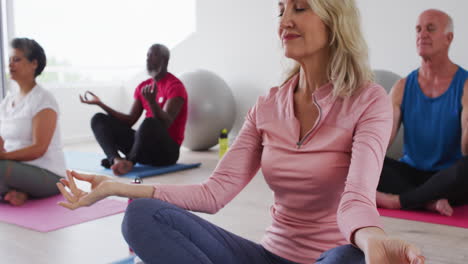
[445,14,454,34]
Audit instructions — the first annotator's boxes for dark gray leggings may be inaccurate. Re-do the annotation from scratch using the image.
[0,160,62,200]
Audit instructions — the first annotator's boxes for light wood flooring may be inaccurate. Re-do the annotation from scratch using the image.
[0,142,466,264]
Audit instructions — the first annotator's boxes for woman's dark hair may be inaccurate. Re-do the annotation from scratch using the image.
[11,38,47,77]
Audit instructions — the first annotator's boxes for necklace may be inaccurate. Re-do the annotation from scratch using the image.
[11,94,25,108]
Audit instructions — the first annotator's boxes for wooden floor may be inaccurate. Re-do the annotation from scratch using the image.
[0,142,466,264]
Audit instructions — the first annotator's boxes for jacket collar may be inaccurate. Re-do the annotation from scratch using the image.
[281,74,335,105]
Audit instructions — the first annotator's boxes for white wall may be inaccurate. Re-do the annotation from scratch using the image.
[168,0,285,137]
[358,0,468,76]
[65,0,468,142]
[53,85,129,144]
[166,0,468,138]
[88,0,285,142]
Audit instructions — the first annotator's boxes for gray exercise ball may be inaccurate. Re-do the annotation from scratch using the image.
[373,69,403,159]
[180,69,236,151]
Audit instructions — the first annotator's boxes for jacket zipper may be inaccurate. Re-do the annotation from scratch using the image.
[296,95,322,149]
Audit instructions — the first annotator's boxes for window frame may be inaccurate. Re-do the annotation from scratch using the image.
[0,0,14,97]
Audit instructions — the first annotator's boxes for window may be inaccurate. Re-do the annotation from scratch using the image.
[3,0,195,88]
[0,0,9,96]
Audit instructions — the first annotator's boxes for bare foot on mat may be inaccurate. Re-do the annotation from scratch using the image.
[4,190,28,206]
[427,199,453,216]
[111,158,134,176]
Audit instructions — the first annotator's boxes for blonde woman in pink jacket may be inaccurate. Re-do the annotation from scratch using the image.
[58,0,425,263]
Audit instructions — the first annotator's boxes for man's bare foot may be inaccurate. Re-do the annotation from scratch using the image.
[426,199,453,216]
[111,158,134,176]
[4,190,28,206]
[376,191,401,209]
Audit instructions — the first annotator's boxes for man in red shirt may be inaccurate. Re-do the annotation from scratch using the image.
[80,43,188,175]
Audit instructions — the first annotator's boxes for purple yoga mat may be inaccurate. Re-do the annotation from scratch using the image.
[0,195,127,232]
[378,205,468,228]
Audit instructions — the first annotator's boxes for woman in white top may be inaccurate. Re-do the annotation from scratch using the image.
[0,38,66,206]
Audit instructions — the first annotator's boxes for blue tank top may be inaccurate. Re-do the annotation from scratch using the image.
[400,66,468,171]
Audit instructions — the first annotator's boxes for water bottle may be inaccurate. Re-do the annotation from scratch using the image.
[218,128,229,158]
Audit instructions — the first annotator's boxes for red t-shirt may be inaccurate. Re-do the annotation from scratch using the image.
[134,73,188,145]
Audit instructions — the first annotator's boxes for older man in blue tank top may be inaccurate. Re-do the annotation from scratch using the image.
[376,9,468,216]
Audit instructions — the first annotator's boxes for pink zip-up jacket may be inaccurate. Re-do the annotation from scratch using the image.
[153,74,393,263]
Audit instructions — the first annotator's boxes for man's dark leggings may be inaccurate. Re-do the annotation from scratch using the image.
[90,113,180,167]
[378,156,468,209]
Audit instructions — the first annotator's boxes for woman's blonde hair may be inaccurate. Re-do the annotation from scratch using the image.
[283,0,373,97]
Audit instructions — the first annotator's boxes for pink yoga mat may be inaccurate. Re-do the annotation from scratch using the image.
[0,195,127,232]
[378,205,468,228]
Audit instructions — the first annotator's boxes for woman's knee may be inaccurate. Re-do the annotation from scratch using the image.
[121,199,174,242]
[123,198,168,225]
[0,160,16,186]
[315,245,365,264]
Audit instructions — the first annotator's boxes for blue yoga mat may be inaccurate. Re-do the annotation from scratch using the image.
[65,151,201,179]
[112,255,135,264]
